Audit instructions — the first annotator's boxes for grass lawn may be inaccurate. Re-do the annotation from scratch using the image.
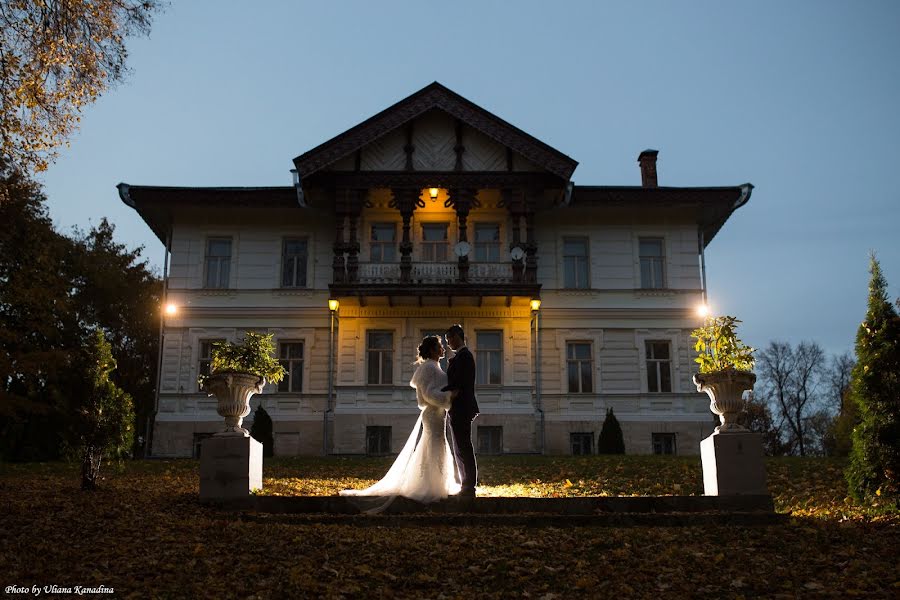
[2,456,897,598]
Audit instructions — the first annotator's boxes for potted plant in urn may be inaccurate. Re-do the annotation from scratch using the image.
[198,332,285,436]
[691,315,756,433]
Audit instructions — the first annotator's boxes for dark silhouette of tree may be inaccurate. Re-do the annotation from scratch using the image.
[0,160,159,461]
[757,340,827,456]
[597,408,625,454]
[250,404,274,458]
[847,256,900,507]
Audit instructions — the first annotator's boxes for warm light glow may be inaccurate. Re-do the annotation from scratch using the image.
[429,187,439,202]
[697,303,710,317]
[530,298,542,311]
[328,299,339,312]
[164,303,177,316]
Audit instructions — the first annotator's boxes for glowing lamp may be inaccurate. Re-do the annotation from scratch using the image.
[429,187,439,202]
[328,299,339,312]
[697,304,710,318]
[164,303,177,316]
[530,298,542,312]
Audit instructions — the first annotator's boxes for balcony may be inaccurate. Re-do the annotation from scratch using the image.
[358,262,513,284]
[330,261,540,300]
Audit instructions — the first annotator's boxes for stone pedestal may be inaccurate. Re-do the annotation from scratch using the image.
[700,431,767,496]
[200,435,263,501]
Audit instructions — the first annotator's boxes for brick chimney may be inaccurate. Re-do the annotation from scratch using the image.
[638,149,659,188]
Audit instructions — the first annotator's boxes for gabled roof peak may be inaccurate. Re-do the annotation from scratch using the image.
[292,82,578,181]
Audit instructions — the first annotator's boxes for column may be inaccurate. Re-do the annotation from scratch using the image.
[449,188,478,283]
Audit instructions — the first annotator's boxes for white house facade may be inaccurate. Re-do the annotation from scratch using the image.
[119,83,752,458]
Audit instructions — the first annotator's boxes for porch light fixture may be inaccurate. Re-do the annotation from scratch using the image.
[429,187,439,202]
[328,298,339,312]
[530,298,542,312]
[164,303,177,316]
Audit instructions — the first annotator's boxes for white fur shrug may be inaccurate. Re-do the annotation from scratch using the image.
[409,359,453,411]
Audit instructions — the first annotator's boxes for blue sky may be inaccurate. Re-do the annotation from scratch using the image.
[38,1,900,359]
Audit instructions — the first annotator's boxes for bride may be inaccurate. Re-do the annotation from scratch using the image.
[340,335,461,505]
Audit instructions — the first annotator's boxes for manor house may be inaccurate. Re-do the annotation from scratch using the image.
[119,82,752,458]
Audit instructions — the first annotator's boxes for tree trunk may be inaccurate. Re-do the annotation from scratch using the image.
[81,446,103,490]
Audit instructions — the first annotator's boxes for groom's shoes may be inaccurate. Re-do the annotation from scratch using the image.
[454,488,476,498]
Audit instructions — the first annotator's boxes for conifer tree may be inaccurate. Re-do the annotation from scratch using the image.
[70,330,135,490]
[250,404,274,458]
[597,407,626,454]
[846,255,900,507]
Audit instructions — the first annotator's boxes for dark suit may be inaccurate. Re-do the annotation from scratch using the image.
[443,346,479,492]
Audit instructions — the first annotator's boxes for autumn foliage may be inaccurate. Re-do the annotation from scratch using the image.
[2,456,896,598]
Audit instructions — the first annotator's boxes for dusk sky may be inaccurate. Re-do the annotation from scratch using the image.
[37,0,899,359]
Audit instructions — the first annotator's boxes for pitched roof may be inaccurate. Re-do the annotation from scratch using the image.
[292,82,578,181]
[117,184,296,242]
[570,184,754,247]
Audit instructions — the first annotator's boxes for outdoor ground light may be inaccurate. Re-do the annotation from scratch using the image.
[328,298,339,312]
[165,303,177,316]
[697,303,710,317]
[530,298,542,312]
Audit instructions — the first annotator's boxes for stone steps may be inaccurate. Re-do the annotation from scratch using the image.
[206,494,783,526]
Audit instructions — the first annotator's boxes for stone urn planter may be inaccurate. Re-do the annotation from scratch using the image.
[693,369,756,433]
[204,372,266,436]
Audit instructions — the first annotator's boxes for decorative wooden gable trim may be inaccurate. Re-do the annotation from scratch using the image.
[292,82,578,181]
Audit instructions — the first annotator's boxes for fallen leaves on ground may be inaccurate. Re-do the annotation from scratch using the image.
[1,456,897,598]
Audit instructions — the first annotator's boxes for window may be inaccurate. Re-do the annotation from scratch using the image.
[652,433,677,455]
[646,341,672,393]
[281,239,308,287]
[566,342,593,393]
[367,331,394,385]
[371,224,397,262]
[474,223,501,261]
[192,433,214,458]
[477,426,503,455]
[421,330,449,372]
[475,331,502,385]
[563,238,589,289]
[204,238,231,288]
[571,433,594,455]
[366,426,392,455]
[639,238,665,289]
[421,223,449,262]
[198,338,225,391]
[278,342,304,393]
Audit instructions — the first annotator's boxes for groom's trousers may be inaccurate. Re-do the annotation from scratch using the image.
[448,411,477,492]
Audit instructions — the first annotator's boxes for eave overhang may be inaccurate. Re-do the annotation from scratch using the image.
[117,184,296,244]
[569,183,753,247]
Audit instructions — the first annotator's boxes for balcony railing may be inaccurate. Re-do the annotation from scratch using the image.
[357,262,514,284]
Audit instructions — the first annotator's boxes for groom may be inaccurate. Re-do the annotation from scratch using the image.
[442,324,479,497]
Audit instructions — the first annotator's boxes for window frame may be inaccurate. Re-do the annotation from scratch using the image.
[198,338,226,392]
[420,222,450,262]
[370,223,398,263]
[475,330,503,386]
[366,426,392,456]
[652,432,677,455]
[277,341,304,393]
[566,341,594,394]
[280,238,309,288]
[570,432,594,455]
[366,330,394,386]
[638,237,666,289]
[204,237,232,289]
[473,222,501,262]
[645,340,673,393]
[562,237,590,289]
[477,426,503,455]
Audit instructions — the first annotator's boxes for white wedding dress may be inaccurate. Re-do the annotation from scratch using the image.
[340,359,461,508]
